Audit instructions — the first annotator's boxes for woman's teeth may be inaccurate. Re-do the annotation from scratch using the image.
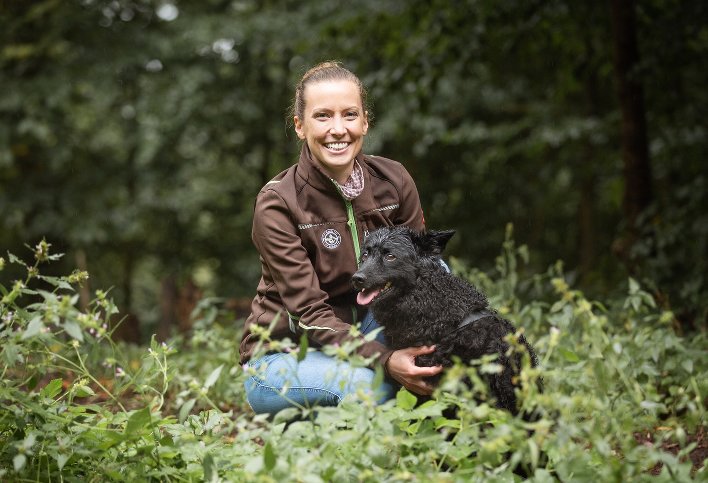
[325,142,348,151]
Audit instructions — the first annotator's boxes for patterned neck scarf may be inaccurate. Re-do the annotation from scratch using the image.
[335,160,365,200]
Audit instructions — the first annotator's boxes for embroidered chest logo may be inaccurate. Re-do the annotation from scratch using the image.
[321,229,342,249]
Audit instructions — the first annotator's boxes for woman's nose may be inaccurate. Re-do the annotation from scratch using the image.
[330,116,346,135]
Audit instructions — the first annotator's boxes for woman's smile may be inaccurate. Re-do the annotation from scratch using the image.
[325,142,350,152]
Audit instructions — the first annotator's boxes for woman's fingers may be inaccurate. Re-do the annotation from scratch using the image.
[413,364,444,377]
[385,346,444,395]
[407,345,436,355]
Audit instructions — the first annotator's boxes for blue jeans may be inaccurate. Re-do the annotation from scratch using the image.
[244,312,397,415]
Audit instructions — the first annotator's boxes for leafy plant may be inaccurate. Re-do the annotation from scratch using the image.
[1,238,705,481]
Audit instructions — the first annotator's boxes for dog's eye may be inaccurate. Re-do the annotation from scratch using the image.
[360,251,369,261]
[384,253,396,261]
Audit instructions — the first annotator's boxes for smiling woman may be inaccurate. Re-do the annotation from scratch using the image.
[238,62,442,416]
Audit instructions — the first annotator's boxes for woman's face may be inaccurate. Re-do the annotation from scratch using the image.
[294,79,368,183]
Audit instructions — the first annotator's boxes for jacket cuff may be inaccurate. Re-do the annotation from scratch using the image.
[378,348,395,375]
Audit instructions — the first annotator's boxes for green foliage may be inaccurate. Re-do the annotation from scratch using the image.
[632,175,708,326]
[1,241,705,481]
[1,1,706,331]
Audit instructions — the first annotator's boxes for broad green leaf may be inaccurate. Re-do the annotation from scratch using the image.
[558,347,580,363]
[371,365,384,390]
[40,378,63,399]
[38,275,73,290]
[273,407,301,425]
[263,441,276,471]
[528,438,539,469]
[204,364,223,389]
[22,432,37,449]
[203,410,223,432]
[628,277,640,294]
[405,420,422,436]
[640,400,665,411]
[7,253,25,266]
[203,453,217,482]
[550,300,565,313]
[13,454,26,472]
[434,417,461,430]
[125,407,152,435]
[2,343,24,365]
[55,453,69,470]
[74,384,95,398]
[21,316,43,339]
[179,398,196,423]
[409,399,445,419]
[64,320,84,341]
[396,388,417,410]
[363,326,384,342]
[297,333,309,362]
[99,431,126,450]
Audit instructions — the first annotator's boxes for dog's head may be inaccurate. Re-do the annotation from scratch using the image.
[351,227,455,307]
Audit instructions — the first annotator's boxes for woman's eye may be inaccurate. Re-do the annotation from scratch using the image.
[384,253,396,261]
[314,112,330,119]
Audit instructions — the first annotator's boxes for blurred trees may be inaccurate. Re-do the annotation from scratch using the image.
[609,0,653,264]
[1,0,706,334]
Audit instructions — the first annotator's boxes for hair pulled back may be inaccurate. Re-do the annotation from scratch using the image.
[292,61,370,121]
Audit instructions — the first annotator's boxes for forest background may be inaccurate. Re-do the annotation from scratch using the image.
[1,0,706,339]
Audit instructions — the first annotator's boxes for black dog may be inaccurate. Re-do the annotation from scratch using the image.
[352,227,538,414]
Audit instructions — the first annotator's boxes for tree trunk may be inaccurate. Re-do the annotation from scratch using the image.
[578,175,596,277]
[158,274,178,342]
[609,0,653,262]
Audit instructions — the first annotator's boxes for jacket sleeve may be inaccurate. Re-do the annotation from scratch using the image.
[394,163,426,232]
[252,188,393,366]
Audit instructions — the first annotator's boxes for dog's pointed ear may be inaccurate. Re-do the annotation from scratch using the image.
[415,230,455,256]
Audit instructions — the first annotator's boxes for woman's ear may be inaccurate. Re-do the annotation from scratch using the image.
[363,111,369,135]
[294,116,305,139]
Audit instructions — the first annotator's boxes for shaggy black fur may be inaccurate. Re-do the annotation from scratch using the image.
[352,227,539,414]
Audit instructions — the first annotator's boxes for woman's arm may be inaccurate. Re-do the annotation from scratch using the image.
[253,189,392,364]
[394,163,426,231]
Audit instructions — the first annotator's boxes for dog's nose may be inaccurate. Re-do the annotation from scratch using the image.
[351,272,366,290]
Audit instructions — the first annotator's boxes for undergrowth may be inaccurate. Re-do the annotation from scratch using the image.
[1,233,705,481]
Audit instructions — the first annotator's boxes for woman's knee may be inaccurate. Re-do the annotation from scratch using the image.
[245,376,341,414]
[243,351,394,414]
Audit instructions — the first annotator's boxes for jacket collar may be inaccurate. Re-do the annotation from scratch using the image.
[296,143,370,194]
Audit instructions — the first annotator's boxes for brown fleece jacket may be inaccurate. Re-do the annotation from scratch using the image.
[239,144,425,366]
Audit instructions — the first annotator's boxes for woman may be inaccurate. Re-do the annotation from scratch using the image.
[240,62,442,414]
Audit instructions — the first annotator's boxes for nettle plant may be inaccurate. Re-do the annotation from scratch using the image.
[1,238,705,481]
[233,228,705,481]
[0,242,260,480]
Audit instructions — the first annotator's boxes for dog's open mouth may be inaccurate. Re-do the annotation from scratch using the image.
[356,281,392,306]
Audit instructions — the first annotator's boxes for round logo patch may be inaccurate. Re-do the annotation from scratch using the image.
[321,229,342,249]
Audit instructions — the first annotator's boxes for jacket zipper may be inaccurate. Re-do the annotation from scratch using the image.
[332,181,362,325]
[331,182,362,264]
[345,199,361,263]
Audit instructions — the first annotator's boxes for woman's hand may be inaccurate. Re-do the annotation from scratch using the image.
[385,346,443,396]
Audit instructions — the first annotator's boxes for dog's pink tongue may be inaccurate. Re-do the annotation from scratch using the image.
[357,288,380,306]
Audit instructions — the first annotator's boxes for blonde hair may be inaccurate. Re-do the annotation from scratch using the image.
[292,61,370,120]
